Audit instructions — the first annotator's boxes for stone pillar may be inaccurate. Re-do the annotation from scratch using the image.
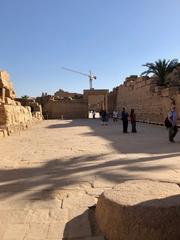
[0,88,6,102]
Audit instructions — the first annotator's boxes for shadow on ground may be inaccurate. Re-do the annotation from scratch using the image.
[0,119,180,239]
[0,119,180,201]
[63,206,104,239]
[0,151,179,200]
[47,119,180,154]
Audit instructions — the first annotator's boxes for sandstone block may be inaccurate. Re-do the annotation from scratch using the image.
[96,180,180,240]
[0,71,13,90]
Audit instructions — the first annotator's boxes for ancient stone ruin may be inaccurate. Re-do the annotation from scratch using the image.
[1,65,180,139]
[96,180,180,240]
[116,74,180,124]
[0,70,42,138]
[34,66,180,124]
[36,89,109,119]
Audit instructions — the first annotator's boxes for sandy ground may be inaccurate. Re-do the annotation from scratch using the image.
[0,119,180,239]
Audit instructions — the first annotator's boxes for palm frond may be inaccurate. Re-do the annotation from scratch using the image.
[141,58,179,86]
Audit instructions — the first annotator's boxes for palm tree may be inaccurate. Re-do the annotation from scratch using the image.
[141,59,178,86]
[21,95,29,99]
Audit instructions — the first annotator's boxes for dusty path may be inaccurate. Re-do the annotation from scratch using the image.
[0,119,180,239]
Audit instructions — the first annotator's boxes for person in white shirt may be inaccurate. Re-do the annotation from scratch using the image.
[113,110,118,122]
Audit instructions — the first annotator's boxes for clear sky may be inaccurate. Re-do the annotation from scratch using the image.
[0,0,180,97]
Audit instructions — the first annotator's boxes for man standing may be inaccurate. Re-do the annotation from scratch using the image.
[121,107,129,133]
[168,105,178,142]
[130,108,137,133]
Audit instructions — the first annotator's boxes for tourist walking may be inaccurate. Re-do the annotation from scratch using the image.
[130,109,137,133]
[121,107,129,133]
[101,109,108,125]
[168,104,178,142]
[113,110,118,122]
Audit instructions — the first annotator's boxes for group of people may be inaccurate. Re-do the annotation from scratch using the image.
[99,103,178,142]
[100,107,137,133]
[121,108,137,133]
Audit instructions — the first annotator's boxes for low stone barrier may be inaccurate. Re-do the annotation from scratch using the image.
[95,180,180,240]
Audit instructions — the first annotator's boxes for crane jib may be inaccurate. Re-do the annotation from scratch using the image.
[62,67,97,89]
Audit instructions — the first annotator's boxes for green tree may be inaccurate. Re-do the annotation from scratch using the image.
[21,95,29,99]
[141,59,178,86]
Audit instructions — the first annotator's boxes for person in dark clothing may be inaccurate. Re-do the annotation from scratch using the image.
[121,107,129,133]
[168,104,178,142]
[130,109,137,133]
[92,110,96,119]
[101,109,108,125]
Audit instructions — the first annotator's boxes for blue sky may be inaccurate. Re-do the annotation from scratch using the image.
[0,0,180,97]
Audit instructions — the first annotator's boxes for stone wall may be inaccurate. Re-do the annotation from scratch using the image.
[16,98,43,120]
[54,89,82,99]
[108,87,118,114]
[116,74,180,124]
[84,89,109,111]
[43,99,88,119]
[37,89,109,119]
[0,70,42,138]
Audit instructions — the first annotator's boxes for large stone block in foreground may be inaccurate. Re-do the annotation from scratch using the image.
[95,180,180,240]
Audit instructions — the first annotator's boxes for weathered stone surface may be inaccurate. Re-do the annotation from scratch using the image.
[96,180,180,240]
[116,73,180,124]
[0,70,42,139]
[28,209,50,223]
[0,71,13,90]
[0,129,4,138]
[62,192,96,208]
[0,210,30,224]
[43,98,88,119]
[1,120,180,239]
[26,223,49,239]
[29,199,62,209]
[47,222,67,239]
[49,209,68,222]
[2,224,27,239]
[0,223,7,239]
[0,104,32,125]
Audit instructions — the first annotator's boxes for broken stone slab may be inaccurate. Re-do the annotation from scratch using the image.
[95,180,180,240]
